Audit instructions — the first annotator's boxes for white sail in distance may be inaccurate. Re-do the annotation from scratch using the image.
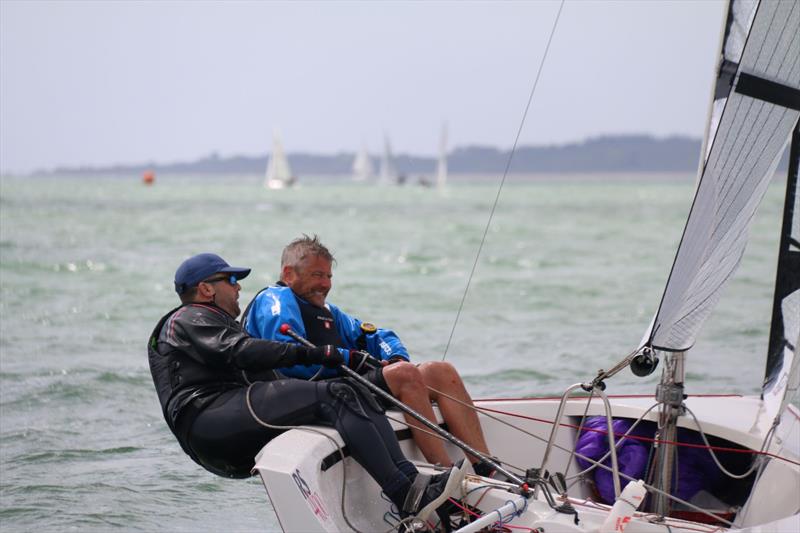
[264,130,293,190]
[437,122,448,190]
[644,0,800,354]
[379,135,397,185]
[352,146,373,182]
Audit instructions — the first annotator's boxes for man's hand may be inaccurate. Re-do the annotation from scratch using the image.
[305,345,345,368]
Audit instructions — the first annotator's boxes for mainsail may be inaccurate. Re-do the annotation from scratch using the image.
[645,0,800,353]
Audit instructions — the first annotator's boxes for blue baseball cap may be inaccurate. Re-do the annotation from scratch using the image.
[174,253,251,294]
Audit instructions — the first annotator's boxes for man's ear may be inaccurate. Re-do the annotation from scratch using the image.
[196,282,215,299]
[281,265,295,284]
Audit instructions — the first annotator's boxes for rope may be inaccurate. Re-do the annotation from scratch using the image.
[441,0,566,362]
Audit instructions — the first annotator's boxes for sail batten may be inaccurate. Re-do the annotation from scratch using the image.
[645,0,799,353]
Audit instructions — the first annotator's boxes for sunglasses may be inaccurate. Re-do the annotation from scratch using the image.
[200,274,238,286]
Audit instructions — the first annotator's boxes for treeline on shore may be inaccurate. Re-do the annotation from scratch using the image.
[39,134,787,177]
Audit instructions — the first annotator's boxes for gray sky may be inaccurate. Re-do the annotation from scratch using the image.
[0,0,726,174]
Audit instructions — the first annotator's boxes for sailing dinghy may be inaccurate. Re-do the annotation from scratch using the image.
[254,1,799,531]
[380,135,401,185]
[352,146,374,183]
[437,122,448,191]
[264,130,296,190]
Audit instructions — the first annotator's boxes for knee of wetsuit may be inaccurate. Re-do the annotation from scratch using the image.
[327,381,370,419]
[346,378,385,415]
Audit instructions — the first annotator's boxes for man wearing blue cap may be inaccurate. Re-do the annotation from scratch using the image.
[147,253,466,522]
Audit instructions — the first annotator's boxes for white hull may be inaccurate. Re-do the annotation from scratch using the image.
[254,395,800,532]
[265,178,288,190]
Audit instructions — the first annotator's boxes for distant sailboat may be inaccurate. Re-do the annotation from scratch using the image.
[264,130,295,190]
[379,135,399,185]
[436,122,448,190]
[351,146,373,182]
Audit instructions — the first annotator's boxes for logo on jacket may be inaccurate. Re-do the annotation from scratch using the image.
[269,294,281,316]
[317,315,334,330]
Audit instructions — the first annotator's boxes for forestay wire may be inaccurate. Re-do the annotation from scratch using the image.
[442,0,566,361]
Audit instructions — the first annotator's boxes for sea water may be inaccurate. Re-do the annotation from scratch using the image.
[0,173,788,531]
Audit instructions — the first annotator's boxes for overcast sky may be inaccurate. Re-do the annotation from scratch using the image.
[0,0,727,174]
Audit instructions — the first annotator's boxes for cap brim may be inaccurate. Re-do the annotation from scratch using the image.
[220,266,251,280]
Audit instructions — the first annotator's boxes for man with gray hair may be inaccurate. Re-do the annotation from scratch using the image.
[244,235,499,477]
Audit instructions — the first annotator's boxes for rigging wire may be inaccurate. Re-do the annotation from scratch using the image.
[427,384,800,466]
[441,0,566,361]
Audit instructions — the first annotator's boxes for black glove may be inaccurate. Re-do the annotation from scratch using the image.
[348,350,376,374]
[302,345,344,368]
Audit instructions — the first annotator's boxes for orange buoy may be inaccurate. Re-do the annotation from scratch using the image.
[142,170,155,185]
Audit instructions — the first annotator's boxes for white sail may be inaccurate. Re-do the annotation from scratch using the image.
[352,146,373,182]
[264,130,294,190]
[436,122,448,190]
[645,0,800,353]
[379,135,397,185]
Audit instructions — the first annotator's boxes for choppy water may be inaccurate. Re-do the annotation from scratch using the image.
[0,173,787,531]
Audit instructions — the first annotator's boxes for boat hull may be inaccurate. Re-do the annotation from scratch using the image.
[254,394,800,532]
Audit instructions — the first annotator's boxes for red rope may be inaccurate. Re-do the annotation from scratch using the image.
[474,405,800,467]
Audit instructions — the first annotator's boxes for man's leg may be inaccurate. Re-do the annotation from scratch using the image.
[381,362,455,465]
[417,361,490,464]
[249,379,465,518]
[243,379,416,507]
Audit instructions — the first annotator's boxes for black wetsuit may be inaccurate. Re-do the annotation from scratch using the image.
[147,302,417,505]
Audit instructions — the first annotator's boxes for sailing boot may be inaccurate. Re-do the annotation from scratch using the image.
[402,459,467,523]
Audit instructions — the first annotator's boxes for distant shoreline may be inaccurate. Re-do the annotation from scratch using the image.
[2,171,702,185]
[3,134,789,177]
